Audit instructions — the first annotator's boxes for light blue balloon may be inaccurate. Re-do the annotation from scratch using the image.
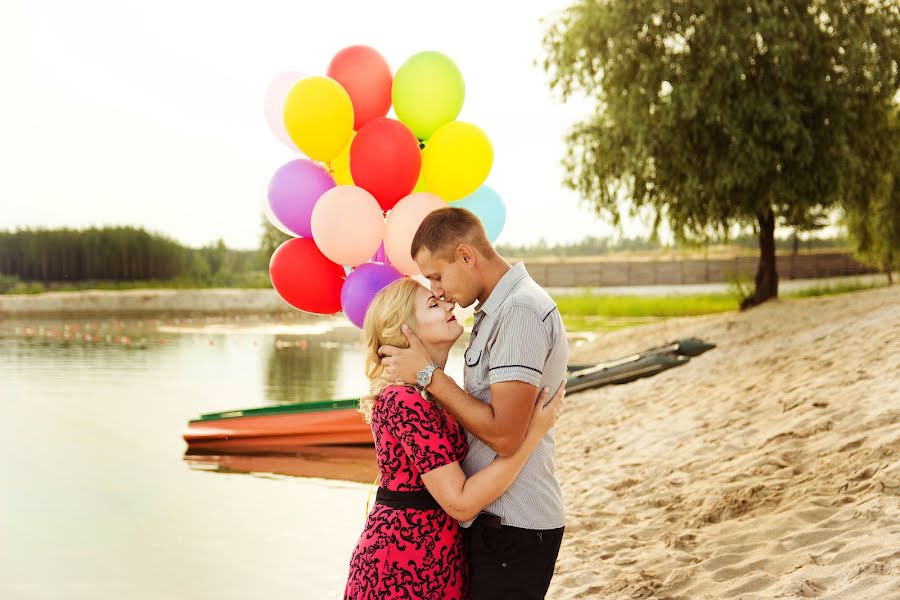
[451,185,506,243]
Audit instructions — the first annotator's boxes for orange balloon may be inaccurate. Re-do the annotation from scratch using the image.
[384,193,447,275]
[327,46,393,130]
[311,186,385,267]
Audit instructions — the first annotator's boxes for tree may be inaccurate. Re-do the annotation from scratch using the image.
[784,207,829,256]
[259,212,291,265]
[844,109,899,283]
[543,0,899,308]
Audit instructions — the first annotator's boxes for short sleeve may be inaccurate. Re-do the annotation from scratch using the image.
[385,386,459,475]
[487,304,551,388]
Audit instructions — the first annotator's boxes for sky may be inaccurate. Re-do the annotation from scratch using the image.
[0,0,662,251]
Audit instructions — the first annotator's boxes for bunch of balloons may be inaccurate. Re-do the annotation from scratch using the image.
[264,46,507,328]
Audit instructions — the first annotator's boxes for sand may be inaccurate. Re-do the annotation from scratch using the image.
[551,285,900,599]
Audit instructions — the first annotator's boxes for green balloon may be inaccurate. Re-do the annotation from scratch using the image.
[392,51,465,140]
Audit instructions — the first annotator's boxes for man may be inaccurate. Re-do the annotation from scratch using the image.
[379,207,567,600]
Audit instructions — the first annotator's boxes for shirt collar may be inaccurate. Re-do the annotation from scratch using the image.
[474,262,529,317]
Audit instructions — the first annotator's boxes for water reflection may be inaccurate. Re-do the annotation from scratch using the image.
[184,446,378,484]
[263,335,346,404]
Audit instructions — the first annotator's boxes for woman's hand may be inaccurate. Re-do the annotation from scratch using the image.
[525,382,566,442]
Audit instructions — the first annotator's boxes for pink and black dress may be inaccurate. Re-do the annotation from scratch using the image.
[344,385,469,600]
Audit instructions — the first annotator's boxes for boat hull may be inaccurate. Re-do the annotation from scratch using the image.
[183,405,372,453]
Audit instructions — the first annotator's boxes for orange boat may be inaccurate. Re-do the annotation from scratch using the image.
[183,398,372,454]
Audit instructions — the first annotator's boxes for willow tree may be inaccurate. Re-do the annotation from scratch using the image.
[543,0,899,308]
[844,108,899,283]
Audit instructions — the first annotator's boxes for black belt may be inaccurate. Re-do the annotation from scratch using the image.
[375,487,441,510]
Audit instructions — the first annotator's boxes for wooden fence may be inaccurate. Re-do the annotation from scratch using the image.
[520,252,875,288]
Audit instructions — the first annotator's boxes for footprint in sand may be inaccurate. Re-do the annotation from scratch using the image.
[700,552,748,571]
[710,557,772,583]
[797,578,827,597]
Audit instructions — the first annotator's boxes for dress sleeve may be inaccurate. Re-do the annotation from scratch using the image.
[383,385,458,475]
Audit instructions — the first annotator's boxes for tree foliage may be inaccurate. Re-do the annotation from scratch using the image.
[0,227,264,285]
[844,108,900,282]
[543,0,899,306]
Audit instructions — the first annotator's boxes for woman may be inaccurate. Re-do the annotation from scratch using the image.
[344,278,565,600]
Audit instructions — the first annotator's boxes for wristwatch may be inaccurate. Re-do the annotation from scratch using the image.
[416,362,440,389]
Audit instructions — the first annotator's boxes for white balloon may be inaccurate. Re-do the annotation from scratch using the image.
[264,71,306,152]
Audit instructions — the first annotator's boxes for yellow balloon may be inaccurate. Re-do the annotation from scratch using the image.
[413,170,428,193]
[412,144,430,193]
[283,76,354,163]
[331,131,355,185]
[422,121,493,201]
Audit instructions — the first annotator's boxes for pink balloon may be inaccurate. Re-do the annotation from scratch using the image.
[264,71,305,151]
[384,193,447,275]
[311,186,385,267]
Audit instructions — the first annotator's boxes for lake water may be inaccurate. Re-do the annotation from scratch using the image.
[0,313,467,599]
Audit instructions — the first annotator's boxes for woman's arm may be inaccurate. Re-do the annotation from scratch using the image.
[421,383,565,522]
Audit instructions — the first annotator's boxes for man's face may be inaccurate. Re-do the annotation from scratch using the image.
[414,247,479,308]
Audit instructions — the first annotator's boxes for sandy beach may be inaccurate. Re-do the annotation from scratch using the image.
[551,285,899,599]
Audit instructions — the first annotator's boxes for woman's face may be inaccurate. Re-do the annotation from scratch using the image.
[413,284,464,347]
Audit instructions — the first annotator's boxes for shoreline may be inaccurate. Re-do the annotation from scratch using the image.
[1,273,892,316]
[0,288,293,316]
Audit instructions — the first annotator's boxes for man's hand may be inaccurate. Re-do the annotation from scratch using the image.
[379,324,431,385]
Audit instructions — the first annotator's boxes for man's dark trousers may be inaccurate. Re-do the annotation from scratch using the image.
[463,513,565,600]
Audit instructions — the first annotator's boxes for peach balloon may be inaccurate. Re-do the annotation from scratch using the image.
[384,193,447,275]
[311,186,385,267]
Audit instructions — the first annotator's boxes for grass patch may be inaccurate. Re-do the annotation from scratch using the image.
[554,293,738,318]
[555,279,890,332]
[561,315,663,333]
[784,279,886,298]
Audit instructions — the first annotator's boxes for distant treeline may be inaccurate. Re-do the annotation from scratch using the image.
[495,233,848,258]
[0,227,264,284]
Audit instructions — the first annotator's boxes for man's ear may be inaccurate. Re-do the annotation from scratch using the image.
[457,244,477,265]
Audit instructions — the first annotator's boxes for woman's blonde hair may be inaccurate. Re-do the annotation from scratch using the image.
[358,278,423,422]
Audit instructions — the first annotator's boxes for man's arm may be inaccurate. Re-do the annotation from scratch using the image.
[380,323,546,457]
[425,370,538,457]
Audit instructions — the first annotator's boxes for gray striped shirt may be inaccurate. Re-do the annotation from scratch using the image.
[461,262,567,530]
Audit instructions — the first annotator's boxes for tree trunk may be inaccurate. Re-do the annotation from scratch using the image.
[886,251,894,285]
[741,207,779,310]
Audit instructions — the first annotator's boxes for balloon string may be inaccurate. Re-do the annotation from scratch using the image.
[364,473,381,518]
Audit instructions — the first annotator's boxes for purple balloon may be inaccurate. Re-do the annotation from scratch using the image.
[372,241,387,263]
[341,263,403,328]
[267,159,335,238]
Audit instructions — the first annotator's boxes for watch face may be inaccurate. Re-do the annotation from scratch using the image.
[417,364,434,388]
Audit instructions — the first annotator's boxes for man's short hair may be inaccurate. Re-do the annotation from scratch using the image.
[410,207,493,262]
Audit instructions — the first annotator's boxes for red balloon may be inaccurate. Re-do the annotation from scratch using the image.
[269,238,345,314]
[350,118,422,211]
[327,46,392,130]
